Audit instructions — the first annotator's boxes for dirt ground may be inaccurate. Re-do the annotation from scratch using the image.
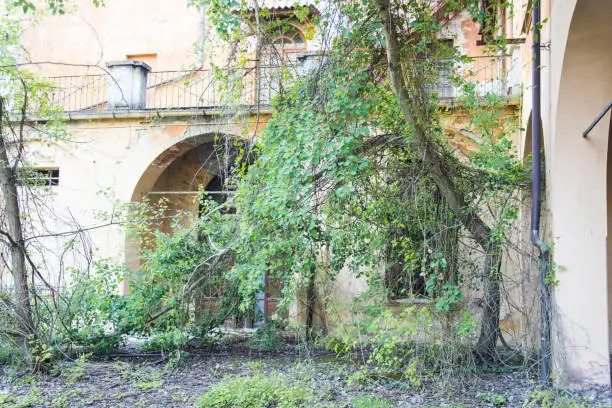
[1,339,612,408]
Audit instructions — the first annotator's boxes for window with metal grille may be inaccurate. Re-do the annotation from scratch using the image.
[23,169,60,186]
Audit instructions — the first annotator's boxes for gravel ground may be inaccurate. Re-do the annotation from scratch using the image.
[1,340,611,407]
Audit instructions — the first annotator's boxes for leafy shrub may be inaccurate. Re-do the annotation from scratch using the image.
[57,260,129,351]
[476,392,507,406]
[0,339,26,368]
[322,335,355,359]
[326,300,477,388]
[523,387,601,408]
[24,198,247,356]
[143,329,191,352]
[197,373,314,408]
[63,353,90,385]
[0,389,45,408]
[249,319,284,351]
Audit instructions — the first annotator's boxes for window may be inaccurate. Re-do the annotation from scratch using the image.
[431,39,455,99]
[384,230,429,300]
[21,168,60,186]
[259,24,306,103]
[263,24,307,64]
[270,25,306,52]
[384,191,459,301]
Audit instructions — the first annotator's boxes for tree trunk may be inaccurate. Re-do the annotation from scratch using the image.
[475,243,502,364]
[375,0,501,361]
[305,262,315,339]
[0,97,34,350]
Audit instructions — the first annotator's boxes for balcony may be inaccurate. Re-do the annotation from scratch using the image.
[434,54,520,101]
[30,54,519,115]
[44,64,282,114]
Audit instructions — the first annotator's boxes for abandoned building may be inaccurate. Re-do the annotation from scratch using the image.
[3,0,611,387]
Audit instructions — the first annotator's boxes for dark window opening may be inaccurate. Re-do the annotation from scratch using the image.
[384,226,429,300]
[478,0,499,44]
[384,189,459,301]
[198,175,235,216]
[386,262,427,300]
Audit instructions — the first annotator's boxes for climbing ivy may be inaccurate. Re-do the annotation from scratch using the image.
[195,0,529,364]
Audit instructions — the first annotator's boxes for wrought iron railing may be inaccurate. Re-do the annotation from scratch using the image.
[435,54,519,100]
[41,66,285,113]
[47,74,109,112]
[38,56,518,114]
[148,66,289,109]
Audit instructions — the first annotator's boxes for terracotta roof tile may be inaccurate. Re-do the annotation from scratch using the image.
[251,0,315,11]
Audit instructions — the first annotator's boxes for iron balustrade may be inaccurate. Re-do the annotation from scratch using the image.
[38,66,281,113]
[33,56,517,114]
[46,74,109,112]
[435,54,518,100]
[583,101,612,138]
[146,66,284,110]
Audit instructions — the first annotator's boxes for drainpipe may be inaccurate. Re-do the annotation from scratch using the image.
[530,0,551,386]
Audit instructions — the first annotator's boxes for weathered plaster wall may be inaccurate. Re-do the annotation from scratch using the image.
[21,0,205,75]
[517,0,612,387]
[548,0,612,387]
[24,113,259,288]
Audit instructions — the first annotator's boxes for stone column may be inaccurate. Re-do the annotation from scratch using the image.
[106,60,151,110]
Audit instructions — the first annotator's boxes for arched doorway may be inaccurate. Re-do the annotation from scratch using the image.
[126,133,241,273]
[125,133,281,325]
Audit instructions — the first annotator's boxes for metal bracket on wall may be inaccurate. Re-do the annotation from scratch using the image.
[583,101,612,138]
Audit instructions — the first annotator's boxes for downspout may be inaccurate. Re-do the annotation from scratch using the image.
[530,0,552,386]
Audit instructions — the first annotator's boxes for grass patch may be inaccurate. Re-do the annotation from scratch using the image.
[197,373,314,408]
[134,380,163,391]
[351,396,394,408]
[0,390,45,408]
[524,387,611,408]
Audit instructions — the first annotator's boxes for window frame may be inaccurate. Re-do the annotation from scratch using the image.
[270,24,307,53]
[19,168,60,187]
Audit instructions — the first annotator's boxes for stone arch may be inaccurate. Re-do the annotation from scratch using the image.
[130,132,239,201]
[125,132,244,273]
[548,0,612,386]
